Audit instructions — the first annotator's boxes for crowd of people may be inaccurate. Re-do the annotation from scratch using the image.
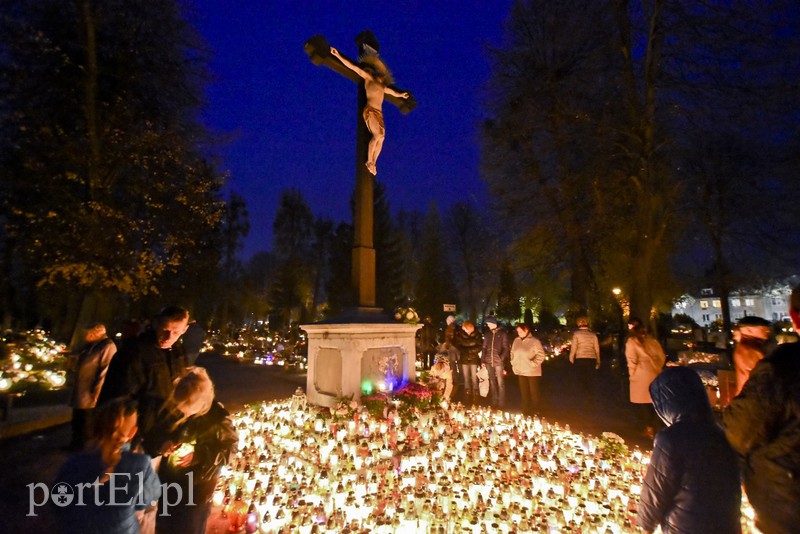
[416,290,800,534]
[57,288,800,534]
[417,313,597,416]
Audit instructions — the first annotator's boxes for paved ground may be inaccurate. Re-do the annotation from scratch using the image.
[0,351,652,531]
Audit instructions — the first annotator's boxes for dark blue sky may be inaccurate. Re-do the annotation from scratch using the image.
[191,1,513,259]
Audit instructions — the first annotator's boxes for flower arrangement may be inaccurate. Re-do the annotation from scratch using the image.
[360,391,390,420]
[393,306,419,324]
[395,381,433,409]
[359,381,441,423]
[598,431,629,460]
[329,396,359,422]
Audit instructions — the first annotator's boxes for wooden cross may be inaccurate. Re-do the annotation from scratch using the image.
[305,31,415,310]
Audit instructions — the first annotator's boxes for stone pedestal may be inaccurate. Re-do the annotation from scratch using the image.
[302,309,419,407]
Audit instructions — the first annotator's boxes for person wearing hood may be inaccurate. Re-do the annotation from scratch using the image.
[637,366,741,534]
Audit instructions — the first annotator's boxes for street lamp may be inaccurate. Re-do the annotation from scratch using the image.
[612,287,630,320]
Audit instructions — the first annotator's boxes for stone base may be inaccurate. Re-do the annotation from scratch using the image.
[302,311,420,407]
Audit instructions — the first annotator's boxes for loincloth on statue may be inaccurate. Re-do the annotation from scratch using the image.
[362,106,385,131]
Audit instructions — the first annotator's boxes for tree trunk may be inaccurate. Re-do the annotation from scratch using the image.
[80,0,101,194]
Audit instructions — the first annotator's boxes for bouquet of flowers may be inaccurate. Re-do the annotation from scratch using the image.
[394,381,433,412]
[360,392,390,420]
[330,397,359,421]
[393,306,419,324]
[598,432,629,460]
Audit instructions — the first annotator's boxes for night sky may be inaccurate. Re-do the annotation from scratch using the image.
[191,1,513,258]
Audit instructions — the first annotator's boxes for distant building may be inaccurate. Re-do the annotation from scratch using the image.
[672,280,795,326]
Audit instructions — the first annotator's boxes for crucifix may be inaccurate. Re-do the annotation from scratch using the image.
[305,31,415,309]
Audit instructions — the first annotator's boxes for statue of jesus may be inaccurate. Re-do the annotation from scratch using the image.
[330,46,409,176]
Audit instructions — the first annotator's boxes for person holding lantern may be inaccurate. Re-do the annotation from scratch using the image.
[142,367,237,534]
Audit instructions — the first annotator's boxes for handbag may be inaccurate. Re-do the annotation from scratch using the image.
[477,364,490,397]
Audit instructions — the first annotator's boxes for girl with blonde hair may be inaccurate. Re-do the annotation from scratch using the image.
[143,367,237,534]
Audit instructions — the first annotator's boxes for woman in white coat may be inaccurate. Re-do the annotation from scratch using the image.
[510,323,546,416]
[625,318,666,438]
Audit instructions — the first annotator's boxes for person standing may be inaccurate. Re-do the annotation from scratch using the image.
[442,315,463,398]
[454,321,482,406]
[723,285,800,534]
[482,316,510,410]
[69,323,117,450]
[625,318,665,439]
[568,316,601,406]
[510,323,546,416]
[416,316,439,370]
[98,306,190,434]
[732,315,772,396]
[637,367,741,533]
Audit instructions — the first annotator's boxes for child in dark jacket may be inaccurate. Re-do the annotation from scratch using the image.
[637,366,741,533]
[143,367,237,534]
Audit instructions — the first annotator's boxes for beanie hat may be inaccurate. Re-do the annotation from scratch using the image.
[484,316,498,326]
[446,315,456,326]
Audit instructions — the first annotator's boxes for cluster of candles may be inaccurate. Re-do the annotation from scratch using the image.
[676,350,723,367]
[213,393,760,533]
[0,329,67,392]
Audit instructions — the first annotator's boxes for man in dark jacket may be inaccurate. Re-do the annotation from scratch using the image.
[723,285,800,534]
[638,366,741,533]
[482,316,509,409]
[99,306,190,432]
[416,316,439,370]
[454,321,482,405]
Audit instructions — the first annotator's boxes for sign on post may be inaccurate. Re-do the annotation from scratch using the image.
[442,304,456,312]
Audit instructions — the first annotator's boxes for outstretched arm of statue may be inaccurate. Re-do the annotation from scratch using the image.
[330,47,371,80]
[385,86,409,98]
